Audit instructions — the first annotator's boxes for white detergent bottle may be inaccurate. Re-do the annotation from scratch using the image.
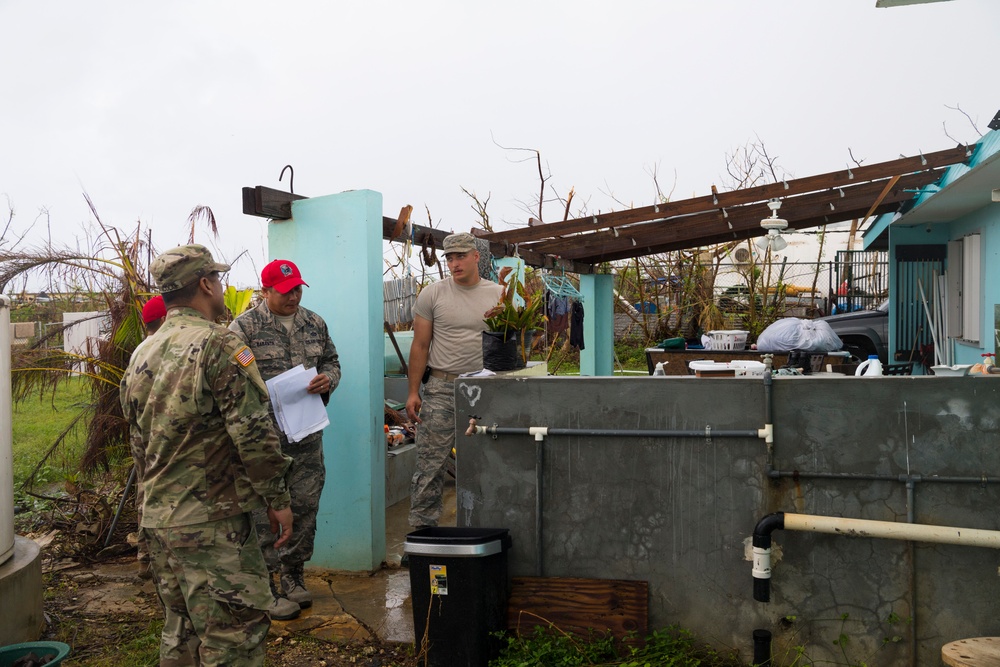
[855,354,884,377]
[652,362,666,376]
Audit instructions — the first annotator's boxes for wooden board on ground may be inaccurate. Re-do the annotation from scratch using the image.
[507,577,648,640]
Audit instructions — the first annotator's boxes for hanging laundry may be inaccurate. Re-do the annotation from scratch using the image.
[547,294,570,336]
[569,300,585,350]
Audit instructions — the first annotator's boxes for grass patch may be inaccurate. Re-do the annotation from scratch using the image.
[11,377,90,490]
[490,625,742,666]
[81,619,163,667]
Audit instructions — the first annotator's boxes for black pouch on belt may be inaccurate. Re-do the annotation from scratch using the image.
[421,366,432,384]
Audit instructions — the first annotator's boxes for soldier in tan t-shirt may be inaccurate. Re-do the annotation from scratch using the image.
[405,233,503,530]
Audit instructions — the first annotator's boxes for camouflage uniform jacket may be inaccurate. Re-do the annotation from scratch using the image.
[120,307,292,528]
[229,301,341,444]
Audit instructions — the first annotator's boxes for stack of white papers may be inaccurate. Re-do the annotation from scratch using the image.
[460,369,495,378]
[264,364,330,443]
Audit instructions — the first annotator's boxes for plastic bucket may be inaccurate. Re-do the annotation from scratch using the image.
[0,641,71,667]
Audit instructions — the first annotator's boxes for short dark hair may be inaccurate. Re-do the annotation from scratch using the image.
[162,271,215,306]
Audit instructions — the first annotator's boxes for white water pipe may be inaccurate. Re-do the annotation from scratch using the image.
[1,296,15,566]
[752,511,1000,602]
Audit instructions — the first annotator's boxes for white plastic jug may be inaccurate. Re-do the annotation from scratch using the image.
[652,362,666,376]
[855,355,883,377]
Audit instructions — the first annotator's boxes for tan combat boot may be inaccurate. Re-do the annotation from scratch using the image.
[281,567,312,608]
[268,578,301,620]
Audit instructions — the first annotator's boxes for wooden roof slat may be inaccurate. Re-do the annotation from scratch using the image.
[478,145,969,246]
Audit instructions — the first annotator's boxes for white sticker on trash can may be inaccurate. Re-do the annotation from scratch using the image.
[430,564,448,595]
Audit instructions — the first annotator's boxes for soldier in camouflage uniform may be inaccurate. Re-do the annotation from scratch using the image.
[120,244,294,666]
[230,259,340,615]
[405,233,503,531]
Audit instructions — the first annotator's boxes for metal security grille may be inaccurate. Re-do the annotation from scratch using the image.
[832,250,888,313]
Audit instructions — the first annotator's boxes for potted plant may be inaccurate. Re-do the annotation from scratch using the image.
[482,266,546,370]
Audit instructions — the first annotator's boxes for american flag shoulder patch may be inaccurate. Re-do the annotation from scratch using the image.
[234,346,255,367]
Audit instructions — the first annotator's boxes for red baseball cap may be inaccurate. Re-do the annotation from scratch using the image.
[262,259,309,294]
[141,295,166,324]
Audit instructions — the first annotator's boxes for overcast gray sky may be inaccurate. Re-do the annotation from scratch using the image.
[1,0,996,289]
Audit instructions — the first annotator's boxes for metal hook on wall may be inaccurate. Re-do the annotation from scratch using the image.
[279,165,295,194]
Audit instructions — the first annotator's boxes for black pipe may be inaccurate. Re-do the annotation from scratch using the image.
[536,437,544,577]
[752,629,772,666]
[752,512,785,602]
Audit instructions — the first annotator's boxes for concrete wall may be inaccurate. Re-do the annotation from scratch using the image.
[455,375,1000,665]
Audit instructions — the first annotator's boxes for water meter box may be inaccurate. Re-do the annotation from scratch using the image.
[404,527,511,666]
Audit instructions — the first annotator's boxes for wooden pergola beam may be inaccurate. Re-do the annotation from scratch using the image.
[525,170,943,262]
[477,145,969,246]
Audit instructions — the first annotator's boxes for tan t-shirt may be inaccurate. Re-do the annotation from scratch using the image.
[414,278,504,375]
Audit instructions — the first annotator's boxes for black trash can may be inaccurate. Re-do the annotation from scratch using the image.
[405,527,511,667]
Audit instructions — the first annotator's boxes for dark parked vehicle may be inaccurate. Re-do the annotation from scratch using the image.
[820,300,889,363]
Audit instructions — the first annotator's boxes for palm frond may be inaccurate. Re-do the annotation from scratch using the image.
[187,205,218,244]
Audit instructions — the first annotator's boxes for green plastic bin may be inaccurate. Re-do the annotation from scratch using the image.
[0,641,71,667]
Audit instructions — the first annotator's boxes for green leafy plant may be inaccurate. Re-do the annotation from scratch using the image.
[483,265,546,335]
[224,285,255,318]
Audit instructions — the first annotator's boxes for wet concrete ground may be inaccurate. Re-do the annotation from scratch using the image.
[271,480,457,645]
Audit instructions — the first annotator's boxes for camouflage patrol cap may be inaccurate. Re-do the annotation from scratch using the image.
[150,244,231,293]
[442,232,477,255]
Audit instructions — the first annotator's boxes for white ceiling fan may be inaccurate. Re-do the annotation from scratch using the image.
[755,198,788,252]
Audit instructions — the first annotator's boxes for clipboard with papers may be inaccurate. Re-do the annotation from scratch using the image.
[264,364,330,443]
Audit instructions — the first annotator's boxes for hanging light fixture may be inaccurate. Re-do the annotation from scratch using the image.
[756,198,788,252]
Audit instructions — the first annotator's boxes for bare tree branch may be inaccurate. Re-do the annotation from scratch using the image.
[491,132,551,223]
[944,102,983,139]
[460,187,492,232]
[645,163,677,204]
[563,186,575,221]
[847,148,865,168]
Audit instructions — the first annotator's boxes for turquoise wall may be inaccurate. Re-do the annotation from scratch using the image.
[269,190,386,570]
[949,205,999,362]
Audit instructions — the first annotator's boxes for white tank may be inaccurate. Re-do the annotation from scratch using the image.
[1,296,15,566]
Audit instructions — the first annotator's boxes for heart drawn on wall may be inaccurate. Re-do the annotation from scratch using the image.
[458,382,481,407]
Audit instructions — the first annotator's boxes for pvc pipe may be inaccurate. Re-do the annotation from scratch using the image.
[470,425,761,439]
[752,512,1000,602]
[784,513,1000,547]
[0,296,14,566]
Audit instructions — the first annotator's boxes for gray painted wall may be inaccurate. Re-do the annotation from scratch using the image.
[454,375,1000,666]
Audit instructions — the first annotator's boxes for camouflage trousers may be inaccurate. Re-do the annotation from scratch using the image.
[253,436,326,582]
[144,513,272,667]
[409,376,455,528]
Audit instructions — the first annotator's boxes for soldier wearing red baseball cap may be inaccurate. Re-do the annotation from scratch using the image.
[229,258,341,619]
[261,260,309,294]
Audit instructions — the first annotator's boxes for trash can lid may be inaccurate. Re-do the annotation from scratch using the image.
[404,527,510,557]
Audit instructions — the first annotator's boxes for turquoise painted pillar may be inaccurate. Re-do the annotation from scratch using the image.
[579,273,614,376]
[268,190,385,570]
